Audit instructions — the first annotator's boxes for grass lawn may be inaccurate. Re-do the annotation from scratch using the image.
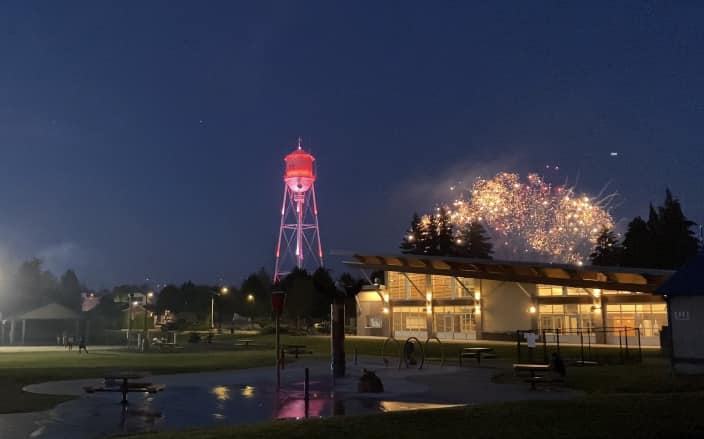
[122,393,704,439]
[0,349,273,413]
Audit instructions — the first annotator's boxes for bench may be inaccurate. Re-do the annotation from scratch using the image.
[282,345,313,358]
[459,348,496,366]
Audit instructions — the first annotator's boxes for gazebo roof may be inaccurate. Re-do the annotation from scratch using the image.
[12,303,83,321]
[655,253,704,297]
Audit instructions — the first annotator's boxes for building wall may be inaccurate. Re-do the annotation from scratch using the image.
[355,292,388,337]
[356,270,666,347]
[670,296,704,362]
[481,279,534,334]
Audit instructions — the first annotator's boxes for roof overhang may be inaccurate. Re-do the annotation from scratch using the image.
[345,254,674,293]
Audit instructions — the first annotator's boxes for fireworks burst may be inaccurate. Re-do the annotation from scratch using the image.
[447,172,614,265]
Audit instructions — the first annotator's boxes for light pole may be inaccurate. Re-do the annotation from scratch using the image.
[211,287,229,330]
[142,291,153,352]
[246,294,255,329]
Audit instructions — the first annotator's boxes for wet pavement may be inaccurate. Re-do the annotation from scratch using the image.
[2,358,578,438]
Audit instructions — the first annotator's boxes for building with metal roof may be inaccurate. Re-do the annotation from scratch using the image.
[345,254,673,347]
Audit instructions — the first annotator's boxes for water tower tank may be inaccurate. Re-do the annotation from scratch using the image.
[284,148,316,193]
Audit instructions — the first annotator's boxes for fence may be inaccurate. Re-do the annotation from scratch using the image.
[516,327,643,365]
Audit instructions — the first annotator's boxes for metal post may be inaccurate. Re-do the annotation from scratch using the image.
[516,330,521,362]
[580,330,584,364]
[637,327,642,363]
[587,327,592,360]
[210,296,215,330]
[556,328,560,355]
[304,367,310,418]
[618,330,623,363]
[624,326,629,361]
[542,329,548,364]
[275,313,281,389]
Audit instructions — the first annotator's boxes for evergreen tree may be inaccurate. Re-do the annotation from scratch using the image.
[657,189,699,268]
[621,190,699,269]
[429,207,454,255]
[58,269,82,310]
[622,216,653,267]
[589,227,623,266]
[400,213,424,254]
[454,221,493,259]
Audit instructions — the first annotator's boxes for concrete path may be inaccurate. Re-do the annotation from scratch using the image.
[0,358,579,439]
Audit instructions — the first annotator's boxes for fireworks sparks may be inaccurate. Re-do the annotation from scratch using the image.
[448,172,614,265]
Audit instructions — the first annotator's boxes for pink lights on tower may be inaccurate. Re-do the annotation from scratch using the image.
[274,137,324,281]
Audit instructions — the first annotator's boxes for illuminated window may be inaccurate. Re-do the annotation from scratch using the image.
[538,285,564,296]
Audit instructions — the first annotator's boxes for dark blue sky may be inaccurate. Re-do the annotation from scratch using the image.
[0,1,702,288]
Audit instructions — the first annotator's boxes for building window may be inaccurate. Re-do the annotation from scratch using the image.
[392,306,427,332]
[433,306,476,334]
[365,316,383,329]
[538,304,594,334]
[538,285,564,296]
[455,278,475,298]
[606,303,667,337]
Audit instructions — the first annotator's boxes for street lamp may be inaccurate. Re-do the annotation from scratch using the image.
[246,294,255,330]
[211,287,229,330]
[142,292,154,352]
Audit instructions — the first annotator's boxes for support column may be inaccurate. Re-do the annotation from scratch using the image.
[9,320,15,345]
[21,320,26,346]
[425,274,434,338]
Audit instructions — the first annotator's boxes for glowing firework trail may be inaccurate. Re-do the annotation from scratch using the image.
[448,172,614,265]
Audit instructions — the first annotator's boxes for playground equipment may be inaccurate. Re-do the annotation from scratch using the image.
[382,337,402,369]
[401,337,424,369]
[421,336,445,369]
[516,326,643,365]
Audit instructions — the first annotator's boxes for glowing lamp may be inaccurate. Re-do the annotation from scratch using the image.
[382,307,389,314]
[529,305,537,314]
[426,293,432,301]
[474,291,481,301]
[593,289,601,298]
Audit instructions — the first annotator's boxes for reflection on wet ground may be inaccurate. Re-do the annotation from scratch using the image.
[31,378,455,438]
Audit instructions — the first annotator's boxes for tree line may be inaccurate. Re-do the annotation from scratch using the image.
[399,208,494,259]
[0,258,83,316]
[590,189,700,269]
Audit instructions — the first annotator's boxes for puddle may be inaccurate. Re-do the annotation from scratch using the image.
[28,380,460,439]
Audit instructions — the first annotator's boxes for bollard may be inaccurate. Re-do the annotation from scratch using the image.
[304,367,310,418]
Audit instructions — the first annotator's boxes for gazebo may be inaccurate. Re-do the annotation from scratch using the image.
[655,253,704,373]
[4,303,84,345]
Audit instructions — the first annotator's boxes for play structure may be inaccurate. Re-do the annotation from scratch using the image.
[516,327,643,365]
[382,336,445,370]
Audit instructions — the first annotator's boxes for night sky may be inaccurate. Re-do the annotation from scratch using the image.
[0,2,702,288]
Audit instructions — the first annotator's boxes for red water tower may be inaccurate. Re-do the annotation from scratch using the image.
[274,137,324,281]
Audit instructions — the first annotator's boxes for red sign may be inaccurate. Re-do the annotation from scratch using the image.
[271,291,285,316]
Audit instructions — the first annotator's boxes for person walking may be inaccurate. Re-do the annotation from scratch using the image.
[78,336,88,354]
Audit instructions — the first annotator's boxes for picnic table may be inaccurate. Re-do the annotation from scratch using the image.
[282,344,312,358]
[459,347,496,366]
[235,339,256,348]
[513,363,551,390]
[84,372,165,404]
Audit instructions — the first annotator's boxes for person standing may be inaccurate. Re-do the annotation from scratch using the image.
[67,335,74,351]
[78,336,88,354]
